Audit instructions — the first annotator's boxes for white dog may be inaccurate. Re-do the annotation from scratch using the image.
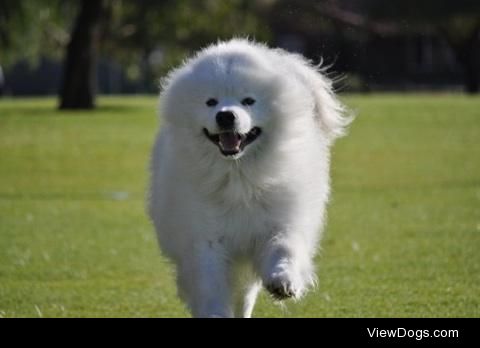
[148,39,350,318]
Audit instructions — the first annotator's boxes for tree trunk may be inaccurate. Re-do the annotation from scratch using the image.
[59,0,105,109]
[462,39,480,94]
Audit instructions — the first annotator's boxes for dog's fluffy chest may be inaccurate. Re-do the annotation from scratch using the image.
[202,174,291,254]
[209,198,274,255]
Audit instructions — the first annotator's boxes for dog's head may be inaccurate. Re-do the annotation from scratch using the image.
[160,40,350,161]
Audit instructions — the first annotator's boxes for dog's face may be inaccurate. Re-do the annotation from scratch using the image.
[162,51,286,160]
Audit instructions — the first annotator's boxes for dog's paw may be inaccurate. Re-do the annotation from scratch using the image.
[264,271,302,301]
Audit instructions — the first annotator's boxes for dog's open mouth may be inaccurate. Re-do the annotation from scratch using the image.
[203,127,262,157]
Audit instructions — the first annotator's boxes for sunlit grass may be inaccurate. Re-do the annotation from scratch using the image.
[0,94,479,317]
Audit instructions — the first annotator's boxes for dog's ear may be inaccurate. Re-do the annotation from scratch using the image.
[285,54,353,144]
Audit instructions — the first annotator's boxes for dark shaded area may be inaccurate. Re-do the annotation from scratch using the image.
[3,59,61,96]
[267,0,480,93]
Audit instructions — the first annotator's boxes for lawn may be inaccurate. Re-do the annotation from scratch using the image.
[0,95,479,317]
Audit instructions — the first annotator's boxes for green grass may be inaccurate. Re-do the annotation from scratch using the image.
[0,94,479,317]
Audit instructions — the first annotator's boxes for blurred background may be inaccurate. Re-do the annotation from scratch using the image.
[1,0,479,108]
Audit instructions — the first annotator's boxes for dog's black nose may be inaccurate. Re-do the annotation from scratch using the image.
[216,111,236,130]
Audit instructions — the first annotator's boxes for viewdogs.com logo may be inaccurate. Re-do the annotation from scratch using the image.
[367,327,459,341]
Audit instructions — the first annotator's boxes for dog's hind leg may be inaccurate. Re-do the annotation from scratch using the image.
[177,242,234,318]
[233,280,262,318]
[230,262,262,318]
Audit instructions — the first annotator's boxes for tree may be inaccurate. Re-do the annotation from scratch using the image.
[59,0,107,109]
[0,1,107,108]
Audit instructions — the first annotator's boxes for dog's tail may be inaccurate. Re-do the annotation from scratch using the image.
[283,52,354,144]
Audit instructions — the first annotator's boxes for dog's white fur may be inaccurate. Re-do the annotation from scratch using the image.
[148,39,350,317]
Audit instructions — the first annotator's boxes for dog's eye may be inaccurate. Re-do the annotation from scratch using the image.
[206,98,218,107]
[241,97,256,106]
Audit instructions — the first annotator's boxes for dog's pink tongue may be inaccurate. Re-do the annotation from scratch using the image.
[219,132,241,151]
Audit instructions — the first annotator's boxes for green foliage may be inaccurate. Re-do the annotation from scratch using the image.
[103,0,271,86]
[0,95,479,317]
[0,0,76,66]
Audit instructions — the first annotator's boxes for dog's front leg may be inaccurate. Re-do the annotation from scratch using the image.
[180,241,233,318]
[258,235,316,301]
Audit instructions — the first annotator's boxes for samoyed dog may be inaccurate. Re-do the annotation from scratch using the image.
[149,39,350,318]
